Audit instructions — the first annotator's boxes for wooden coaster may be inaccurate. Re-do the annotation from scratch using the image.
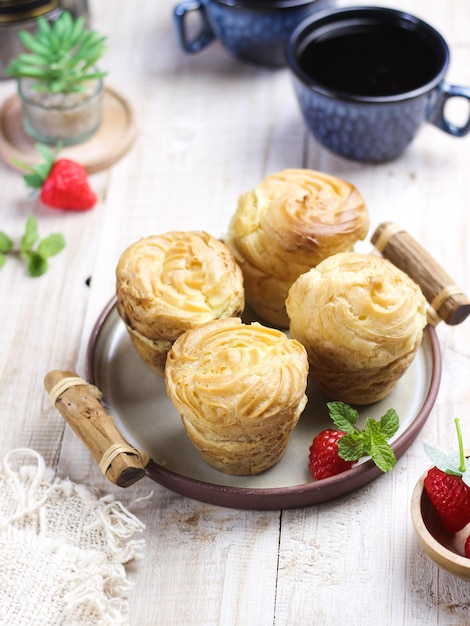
[0,85,137,173]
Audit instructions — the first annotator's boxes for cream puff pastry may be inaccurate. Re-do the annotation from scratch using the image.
[286,252,427,405]
[164,317,309,475]
[225,168,369,327]
[116,231,244,375]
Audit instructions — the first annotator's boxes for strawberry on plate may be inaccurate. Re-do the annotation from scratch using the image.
[309,428,358,480]
[16,144,97,211]
[308,401,400,481]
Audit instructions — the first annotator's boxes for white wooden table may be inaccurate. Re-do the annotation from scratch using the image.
[1,1,470,624]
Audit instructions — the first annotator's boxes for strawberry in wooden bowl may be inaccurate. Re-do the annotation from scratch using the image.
[411,419,470,580]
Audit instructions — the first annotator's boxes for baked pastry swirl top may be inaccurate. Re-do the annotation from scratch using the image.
[116,231,244,342]
[286,252,427,403]
[225,169,369,326]
[226,168,369,281]
[165,317,309,475]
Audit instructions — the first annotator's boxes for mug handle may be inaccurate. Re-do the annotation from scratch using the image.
[173,0,215,54]
[427,82,470,137]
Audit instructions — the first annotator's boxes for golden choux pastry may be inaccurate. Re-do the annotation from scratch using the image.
[116,231,244,376]
[286,252,427,405]
[165,317,309,475]
[225,168,369,327]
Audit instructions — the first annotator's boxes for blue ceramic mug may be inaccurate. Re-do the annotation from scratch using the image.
[173,0,334,68]
[285,6,470,162]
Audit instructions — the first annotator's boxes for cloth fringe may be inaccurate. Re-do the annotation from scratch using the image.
[0,449,146,626]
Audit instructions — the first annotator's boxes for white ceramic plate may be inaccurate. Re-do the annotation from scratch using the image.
[86,297,441,509]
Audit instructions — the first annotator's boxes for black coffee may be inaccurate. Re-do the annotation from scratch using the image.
[297,26,442,97]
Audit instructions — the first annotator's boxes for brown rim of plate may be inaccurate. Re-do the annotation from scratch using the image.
[86,295,442,510]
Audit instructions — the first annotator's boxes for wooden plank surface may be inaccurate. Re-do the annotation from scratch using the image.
[1,0,470,624]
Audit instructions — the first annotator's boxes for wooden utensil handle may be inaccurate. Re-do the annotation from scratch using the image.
[44,370,149,487]
[371,222,470,326]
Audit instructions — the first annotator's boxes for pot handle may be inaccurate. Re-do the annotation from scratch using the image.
[173,0,215,54]
[371,222,470,326]
[44,370,150,487]
[427,82,470,137]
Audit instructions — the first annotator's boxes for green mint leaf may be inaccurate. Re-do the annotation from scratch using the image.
[37,233,66,258]
[0,231,13,253]
[324,402,401,473]
[363,416,381,441]
[23,251,48,277]
[21,214,39,251]
[0,216,65,277]
[327,401,359,435]
[360,418,397,472]
[369,440,396,473]
[379,408,400,439]
[337,433,365,462]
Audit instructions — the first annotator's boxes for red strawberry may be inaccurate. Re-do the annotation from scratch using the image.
[423,467,470,534]
[309,428,358,480]
[465,535,470,558]
[40,159,97,210]
[16,145,97,211]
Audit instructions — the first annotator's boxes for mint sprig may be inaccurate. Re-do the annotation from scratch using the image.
[0,214,65,277]
[424,418,470,487]
[327,401,400,472]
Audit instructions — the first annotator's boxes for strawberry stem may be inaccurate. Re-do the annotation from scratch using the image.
[455,417,466,473]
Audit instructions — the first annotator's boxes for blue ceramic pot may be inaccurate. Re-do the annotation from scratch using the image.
[174,0,334,68]
[285,6,470,162]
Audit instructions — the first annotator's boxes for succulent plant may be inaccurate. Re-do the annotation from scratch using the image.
[5,11,108,94]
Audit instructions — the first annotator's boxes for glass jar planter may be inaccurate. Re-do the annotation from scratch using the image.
[18,77,104,146]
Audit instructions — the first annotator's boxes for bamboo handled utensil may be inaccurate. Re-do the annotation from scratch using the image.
[371,222,470,326]
[44,369,150,487]
[45,223,470,490]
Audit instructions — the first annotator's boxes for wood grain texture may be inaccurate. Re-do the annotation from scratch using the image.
[1,0,470,624]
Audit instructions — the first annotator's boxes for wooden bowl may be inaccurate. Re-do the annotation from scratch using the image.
[411,470,470,580]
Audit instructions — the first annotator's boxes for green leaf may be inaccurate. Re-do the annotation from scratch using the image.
[424,420,470,487]
[363,419,396,472]
[325,402,400,473]
[424,442,457,472]
[337,433,365,462]
[37,233,66,258]
[35,143,55,163]
[369,440,396,473]
[23,251,48,277]
[0,231,13,253]
[37,16,52,38]
[23,172,44,189]
[0,216,65,277]
[327,401,359,434]
[20,214,39,251]
[5,11,107,93]
[18,30,52,56]
[69,16,86,45]
[379,408,400,439]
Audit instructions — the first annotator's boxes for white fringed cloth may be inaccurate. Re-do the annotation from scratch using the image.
[0,449,146,625]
